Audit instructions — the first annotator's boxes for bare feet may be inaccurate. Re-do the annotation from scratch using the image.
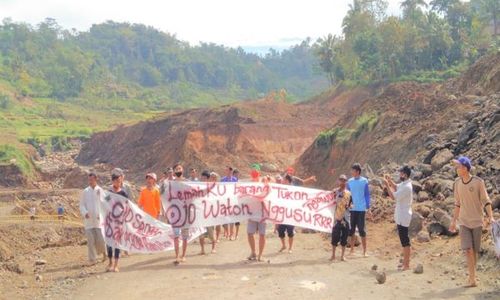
[105,263,112,272]
[88,260,98,266]
[279,247,286,253]
[211,249,217,254]
[329,255,336,261]
[199,251,206,256]
[180,256,186,262]
[340,256,347,262]
[247,254,257,261]
[288,249,293,254]
[113,266,119,273]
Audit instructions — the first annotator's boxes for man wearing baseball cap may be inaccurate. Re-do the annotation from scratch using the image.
[450,156,495,287]
[138,173,161,219]
[383,165,413,271]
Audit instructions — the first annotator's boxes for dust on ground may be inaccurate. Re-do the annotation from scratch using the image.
[2,222,499,300]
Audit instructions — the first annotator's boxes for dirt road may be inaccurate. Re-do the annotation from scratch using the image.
[56,223,500,300]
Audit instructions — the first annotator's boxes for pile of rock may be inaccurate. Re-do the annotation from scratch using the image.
[370,93,499,243]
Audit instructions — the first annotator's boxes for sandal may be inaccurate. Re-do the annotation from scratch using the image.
[247,254,257,261]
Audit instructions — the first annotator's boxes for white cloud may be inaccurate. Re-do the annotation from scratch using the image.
[0,0,404,48]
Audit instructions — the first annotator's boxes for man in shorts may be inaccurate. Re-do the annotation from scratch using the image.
[171,163,190,264]
[449,156,495,287]
[277,175,296,253]
[330,175,351,261]
[199,170,217,255]
[384,166,413,270]
[347,163,371,257]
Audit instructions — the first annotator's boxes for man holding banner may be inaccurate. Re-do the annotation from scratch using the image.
[172,163,191,265]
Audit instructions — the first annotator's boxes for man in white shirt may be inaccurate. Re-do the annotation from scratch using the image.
[384,165,413,271]
[80,172,106,265]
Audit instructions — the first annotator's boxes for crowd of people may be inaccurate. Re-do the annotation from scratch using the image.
[79,157,495,287]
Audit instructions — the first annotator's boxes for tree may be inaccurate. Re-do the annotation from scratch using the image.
[430,0,460,16]
[476,0,499,36]
[401,0,428,24]
[315,34,343,85]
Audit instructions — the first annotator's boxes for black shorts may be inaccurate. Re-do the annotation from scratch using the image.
[397,224,410,247]
[278,224,295,238]
[349,211,366,237]
[331,220,349,246]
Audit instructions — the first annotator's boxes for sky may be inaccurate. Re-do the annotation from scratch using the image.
[0,0,404,52]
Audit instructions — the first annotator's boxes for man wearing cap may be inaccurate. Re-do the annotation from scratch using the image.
[138,173,161,219]
[330,174,352,262]
[79,172,106,265]
[111,168,135,203]
[450,156,495,287]
[383,166,413,271]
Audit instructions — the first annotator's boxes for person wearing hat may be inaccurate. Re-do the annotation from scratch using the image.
[383,165,413,271]
[138,173,161,219]
[79,172,106,265]
[330,174,352,262]
[449,156,494,287]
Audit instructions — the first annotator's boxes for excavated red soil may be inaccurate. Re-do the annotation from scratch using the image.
[76,88,373,181]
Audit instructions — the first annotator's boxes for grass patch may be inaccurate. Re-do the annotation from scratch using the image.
[315,127,353,148]
[0,144,34,176]
[352,112,379,139]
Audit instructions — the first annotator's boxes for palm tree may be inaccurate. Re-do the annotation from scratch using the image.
[400,0,428,23]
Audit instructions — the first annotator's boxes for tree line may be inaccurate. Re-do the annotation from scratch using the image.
[0,19,324,107]
[315,0,499,85]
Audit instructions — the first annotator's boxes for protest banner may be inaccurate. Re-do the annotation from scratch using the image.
[100,192,204,253]
[160,181,337,233]
[493,221,500,258]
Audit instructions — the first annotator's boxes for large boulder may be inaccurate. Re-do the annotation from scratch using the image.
[412,181,423,194]
[457,121,478,151]
[418,164,433,177]
[417,191,430,202]
[427,209,456,236]
[432,178,454,197]
[408,213,424,237]
[431,149,454,171]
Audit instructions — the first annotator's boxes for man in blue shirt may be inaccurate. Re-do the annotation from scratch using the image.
[347,163,371,257]
[221,166,238,240]
[221,166,238,182]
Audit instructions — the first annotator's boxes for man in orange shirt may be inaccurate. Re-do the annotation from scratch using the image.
[138,173,161,219]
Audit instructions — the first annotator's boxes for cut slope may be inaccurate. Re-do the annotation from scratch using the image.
[76,87,373,181]
[297,53,500,189]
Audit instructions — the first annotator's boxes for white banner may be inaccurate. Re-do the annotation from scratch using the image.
[493,221,500,258]
[100,192,204,253]
[160,181,337,233]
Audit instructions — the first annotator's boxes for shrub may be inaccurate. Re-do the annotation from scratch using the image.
[315,127,353,148]
[0,144,34,176]
[353,112,379,139]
